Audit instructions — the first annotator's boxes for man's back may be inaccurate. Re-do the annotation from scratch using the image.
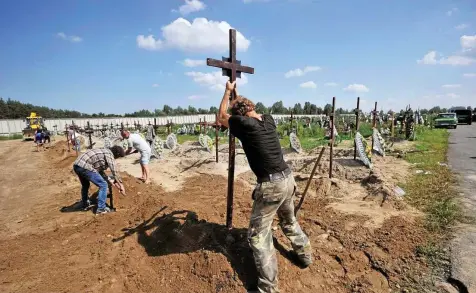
[128,133,151,153]
[229,114,288,178]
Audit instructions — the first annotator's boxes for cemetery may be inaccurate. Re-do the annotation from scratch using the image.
[0,22,474,293]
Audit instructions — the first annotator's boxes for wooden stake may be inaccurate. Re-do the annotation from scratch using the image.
[354,97,360,160]
[295,147,326,217]
[329,97,336,178]
[215,113,219,163]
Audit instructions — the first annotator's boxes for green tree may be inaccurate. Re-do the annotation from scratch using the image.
[209,106,218,113]
[163,105,173,115]
[323,104,332,115]
[293,103,303,114]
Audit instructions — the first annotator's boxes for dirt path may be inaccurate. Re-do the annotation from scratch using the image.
[0,139,446,293]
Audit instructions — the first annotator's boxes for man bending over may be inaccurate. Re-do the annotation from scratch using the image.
[73,146,126,214]
[218,81,312,293]
[120,130,152,184]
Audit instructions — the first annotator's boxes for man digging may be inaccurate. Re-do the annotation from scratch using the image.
[120,130,152,184]
[72,146,126,214]
[218,81,313,293]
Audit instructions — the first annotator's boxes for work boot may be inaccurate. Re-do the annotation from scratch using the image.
[95,207,112,215]
[78,199,92,211]
[296,253,313,268]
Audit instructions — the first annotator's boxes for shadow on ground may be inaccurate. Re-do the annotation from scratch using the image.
[112,208,300,291]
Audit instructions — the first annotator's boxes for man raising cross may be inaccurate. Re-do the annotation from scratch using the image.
[218,81,313,293]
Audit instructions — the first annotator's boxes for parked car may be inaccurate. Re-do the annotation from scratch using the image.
[449,108,472,125]
[434,113,458,129]
[473,112,476,122]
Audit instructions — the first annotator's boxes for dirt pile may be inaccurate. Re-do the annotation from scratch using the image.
[0,139,443,293]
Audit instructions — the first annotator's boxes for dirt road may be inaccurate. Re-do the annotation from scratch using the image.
[448,124,476,293]
[0,138,446,293]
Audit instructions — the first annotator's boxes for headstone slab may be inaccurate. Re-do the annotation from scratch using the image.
[289,133,302,153]
[355,132,372,168]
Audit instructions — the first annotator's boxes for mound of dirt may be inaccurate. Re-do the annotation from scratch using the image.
[0,139,443,293]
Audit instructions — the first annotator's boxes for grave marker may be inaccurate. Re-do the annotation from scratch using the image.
[206,28,255,230]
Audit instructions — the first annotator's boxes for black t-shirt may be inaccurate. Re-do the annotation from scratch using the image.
[229,114,288,178]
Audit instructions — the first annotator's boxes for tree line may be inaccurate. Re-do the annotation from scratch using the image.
[0,97,474,120]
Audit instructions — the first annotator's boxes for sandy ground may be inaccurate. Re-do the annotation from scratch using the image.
[0,137,448,293]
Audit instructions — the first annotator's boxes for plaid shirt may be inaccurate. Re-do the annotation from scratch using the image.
[73,148,121,182]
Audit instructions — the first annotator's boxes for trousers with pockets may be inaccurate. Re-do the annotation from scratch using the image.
[248,173,312,293]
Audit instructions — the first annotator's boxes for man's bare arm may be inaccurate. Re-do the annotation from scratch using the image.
[219,81,236,128]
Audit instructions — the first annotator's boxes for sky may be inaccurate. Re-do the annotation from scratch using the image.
[0,0,475,115]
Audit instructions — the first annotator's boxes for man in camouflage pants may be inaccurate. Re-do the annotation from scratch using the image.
[218,81,312,293]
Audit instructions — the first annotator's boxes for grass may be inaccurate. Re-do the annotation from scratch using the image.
[0,134,23,140]
[402,126,462,232]
[280,136,328,150]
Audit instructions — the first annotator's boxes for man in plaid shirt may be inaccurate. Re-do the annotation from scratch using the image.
[73,146,126,214]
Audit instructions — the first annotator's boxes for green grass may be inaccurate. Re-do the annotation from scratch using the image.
[0,134,23,140]
[402,126,461,232]
[280,136,328,150]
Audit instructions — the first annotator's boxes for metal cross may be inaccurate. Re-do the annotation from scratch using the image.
[206,28,255,230]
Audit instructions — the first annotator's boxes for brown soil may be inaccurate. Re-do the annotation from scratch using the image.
[0,139,444,293]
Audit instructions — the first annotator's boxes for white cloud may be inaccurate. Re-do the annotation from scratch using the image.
[417,51,438,65]
[447,8,458,16]
[463,73,476,78]
[455,24,469,30]
[185,71,248,91]
[299,81,317,89]
[174,0,206,16]
[136,18,250,53]
[447,93,460,99]
[152,83,159,87]
[461,35,476,51]
[284,66,321,78]
[324,82,338,87]
[442,84,461,88]
[188,95,205,100]
[417,50,476,66]
[180,58,206,67]
[56,32,82,43]
[343,84,369,93]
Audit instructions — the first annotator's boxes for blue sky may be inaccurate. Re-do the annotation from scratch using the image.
[0,0,475,115]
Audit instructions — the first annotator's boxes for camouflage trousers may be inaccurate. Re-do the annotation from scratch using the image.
[248,172,312,293]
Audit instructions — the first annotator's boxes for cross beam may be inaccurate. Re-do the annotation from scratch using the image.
[206,29,255,230]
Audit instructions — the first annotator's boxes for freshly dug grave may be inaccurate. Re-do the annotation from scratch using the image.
[0,139,445,293]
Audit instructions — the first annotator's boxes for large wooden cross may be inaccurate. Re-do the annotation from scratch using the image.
[207,29,255,230]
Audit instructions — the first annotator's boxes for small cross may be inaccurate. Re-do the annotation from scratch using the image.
[207,29,254,100]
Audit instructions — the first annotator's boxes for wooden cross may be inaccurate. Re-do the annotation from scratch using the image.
[206,28,255,230]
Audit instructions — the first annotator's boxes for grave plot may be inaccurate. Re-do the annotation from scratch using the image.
[0,130,445,293]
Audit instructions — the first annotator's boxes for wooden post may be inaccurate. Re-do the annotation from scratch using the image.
[215,113,219,163]
[199,118,202,134]
[203,116,207,135]
[329,97,336,178]
[353,97,360,160]
[290,111,294,134]
[371,102,377,150]
[391,112,395,137]
[65,125,70,152]
[207,29,255,230]
[295,147,326,217]
[72,120,79,156]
